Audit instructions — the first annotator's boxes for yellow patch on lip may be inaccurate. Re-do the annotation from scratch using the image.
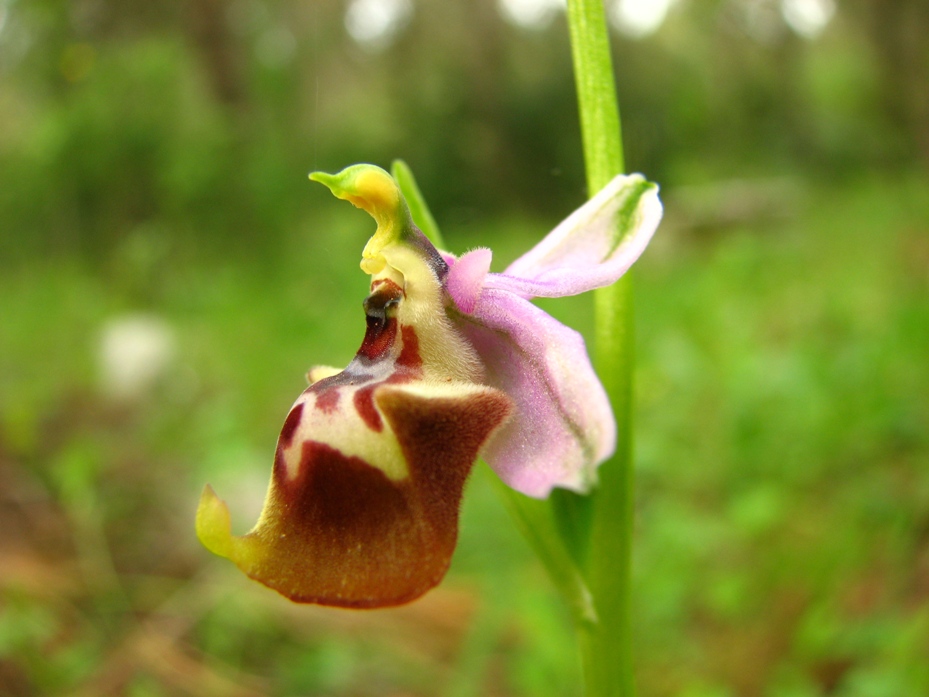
[279,388,411,483]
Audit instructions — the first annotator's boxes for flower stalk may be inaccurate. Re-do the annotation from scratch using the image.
[566,0,637,695]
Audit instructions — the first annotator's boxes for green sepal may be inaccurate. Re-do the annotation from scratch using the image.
[489,466,597,628]
[391,160,445,249]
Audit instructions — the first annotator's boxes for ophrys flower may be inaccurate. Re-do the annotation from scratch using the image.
[197,164,660,607]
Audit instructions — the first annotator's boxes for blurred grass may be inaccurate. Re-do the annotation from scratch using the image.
[1,0,927,692]
[1,169,927,695]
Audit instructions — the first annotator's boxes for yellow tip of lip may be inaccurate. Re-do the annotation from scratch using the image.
[195,484,234,559]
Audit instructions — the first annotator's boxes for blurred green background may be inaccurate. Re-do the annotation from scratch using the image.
[1,0,928,695]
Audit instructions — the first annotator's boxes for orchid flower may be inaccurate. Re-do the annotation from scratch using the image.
[197,164,661,608]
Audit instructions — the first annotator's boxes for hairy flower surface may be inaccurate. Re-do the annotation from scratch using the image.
[197,164,661,608]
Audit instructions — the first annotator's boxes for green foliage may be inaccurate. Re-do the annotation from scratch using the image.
[1,1,928,694]
[631,173,929,696]
[2,169,927,694]
[3,0,924,267]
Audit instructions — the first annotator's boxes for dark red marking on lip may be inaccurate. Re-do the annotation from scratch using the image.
[293,441,407,531]
[353,384,382,432]
[259,440,426,607]
[315,388,340,414]
[273,442,287,479]
[244,386,511,608]
[279,402,304,448]
[377,388,512,531]
[367,279,402,304]
[385,372,412,386]
[396,325,422,372]
[358,316,396,362]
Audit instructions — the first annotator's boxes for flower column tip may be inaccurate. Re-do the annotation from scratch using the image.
[310,164,442,281]
[311,165,416,266]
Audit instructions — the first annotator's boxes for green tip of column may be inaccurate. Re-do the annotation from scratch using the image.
[309,164,413,249]
[308,170,340,190]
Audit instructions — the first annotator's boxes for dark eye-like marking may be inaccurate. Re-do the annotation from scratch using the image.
[363,293,399,334]
[357,280,403,362]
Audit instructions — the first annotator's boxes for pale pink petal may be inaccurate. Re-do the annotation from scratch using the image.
[489,174,661,299]
[446,248,492,314]
[454,288,615,498]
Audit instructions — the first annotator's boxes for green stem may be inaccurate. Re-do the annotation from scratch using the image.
[567,0,625,188]
[565,1,636,696]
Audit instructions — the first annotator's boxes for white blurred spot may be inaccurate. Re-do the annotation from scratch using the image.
[610,0,676,38]
[99,314,177,401]
[344,0,413,52]
[497,0,564,31]
[0,5,33,63]
[781,0,834,39]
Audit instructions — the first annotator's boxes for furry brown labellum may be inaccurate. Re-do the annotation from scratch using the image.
[197,380,509,607]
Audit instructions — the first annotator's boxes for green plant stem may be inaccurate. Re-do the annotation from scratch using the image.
[566,1,636,696]
[567,0,625,190]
